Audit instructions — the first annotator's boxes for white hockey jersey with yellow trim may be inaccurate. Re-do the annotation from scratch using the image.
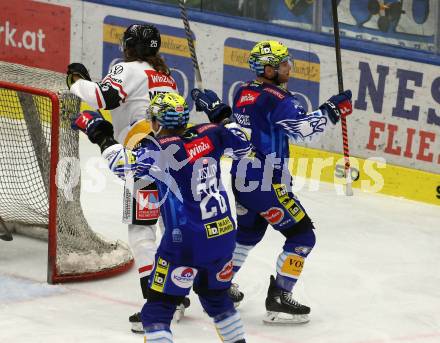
[70,60,177,148]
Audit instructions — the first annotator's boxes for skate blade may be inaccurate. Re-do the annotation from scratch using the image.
[263,311,310,325]
[130,322,144,334]
[233,301,242,308]
[173,303,186,323]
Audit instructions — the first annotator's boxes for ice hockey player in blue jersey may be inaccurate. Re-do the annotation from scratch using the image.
[192,40,353,325]
[72,92,250,342]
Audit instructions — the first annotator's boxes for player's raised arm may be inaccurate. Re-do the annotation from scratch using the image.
[272,90,353,141]
[191,87,252,159]
[221,122,252,160]
[71,109,153,180]
[66,61,131,110]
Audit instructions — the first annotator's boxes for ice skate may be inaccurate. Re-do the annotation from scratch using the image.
[227,283,244,308]
[173,296,191,322]
[263,275,310,325]
[130,297,190,333]
[129,312,143,334]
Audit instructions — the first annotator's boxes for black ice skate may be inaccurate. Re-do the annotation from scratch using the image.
[227,283,244,307]
[129,312,143,334]
[129,297,191,333]
[263,275,310,325]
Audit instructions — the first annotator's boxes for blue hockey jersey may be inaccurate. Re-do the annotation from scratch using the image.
[102,123,251,265]
[232,81,329,165]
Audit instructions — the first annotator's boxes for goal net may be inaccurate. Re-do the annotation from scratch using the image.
[0,61,133,283]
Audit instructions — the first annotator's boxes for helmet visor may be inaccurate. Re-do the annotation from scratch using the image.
[280,55,293,68]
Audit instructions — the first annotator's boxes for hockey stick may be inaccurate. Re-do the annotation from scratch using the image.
[178,0,204,91]
[0,215,13,241]
[331,0,353,196]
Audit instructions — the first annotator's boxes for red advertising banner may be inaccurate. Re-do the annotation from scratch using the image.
[0,0,70,73]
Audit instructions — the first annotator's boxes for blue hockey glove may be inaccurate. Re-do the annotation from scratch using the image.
[66,63,91,89]
[191,88,231,123]
[319,90,353,125]
[71,110,114,145]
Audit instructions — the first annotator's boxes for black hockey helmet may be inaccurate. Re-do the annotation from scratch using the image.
[121,24,161,57]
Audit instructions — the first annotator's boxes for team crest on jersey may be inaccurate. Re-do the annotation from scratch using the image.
[145,70,177,89]
[216,260,233,282]
[184,136,214,163]
[236,89,260,107]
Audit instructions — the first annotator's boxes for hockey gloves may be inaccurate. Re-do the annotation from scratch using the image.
[71,110,115,150]
[319,90,353,125]
[66,63,92,89]
[191,88,232,124]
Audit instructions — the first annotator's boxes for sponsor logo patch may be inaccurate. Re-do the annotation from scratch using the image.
[196,124,217,134]
[151,257,169,292]
[235,201,248,216]
[111,64,123,75]
[273,184,305,222]
[204,216,234,238]
[281,254,304,277]
[158,136,181,144]
[184,136,214,163]
[216,260,233,282]
[294,246,312,256]
[136,189,160,220]
[145,70,177,89]
[236,89,260,107]
[261,207,284,225]
[171,267,196,288]
[263,87,286,99]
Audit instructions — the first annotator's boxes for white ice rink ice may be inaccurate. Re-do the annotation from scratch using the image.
[1,136,440,343]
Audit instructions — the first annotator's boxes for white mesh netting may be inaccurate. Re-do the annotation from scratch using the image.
[0,61,133,282]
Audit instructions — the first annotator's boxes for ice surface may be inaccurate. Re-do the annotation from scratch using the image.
[1,135,439,343]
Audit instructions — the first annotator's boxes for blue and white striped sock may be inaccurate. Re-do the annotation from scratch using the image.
[276,250,304,291]
[214,310,245,343]
[232,243,254,274]
[144,323,173,343]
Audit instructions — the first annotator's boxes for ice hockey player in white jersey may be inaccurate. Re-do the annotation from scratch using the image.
[65,23,188,332]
